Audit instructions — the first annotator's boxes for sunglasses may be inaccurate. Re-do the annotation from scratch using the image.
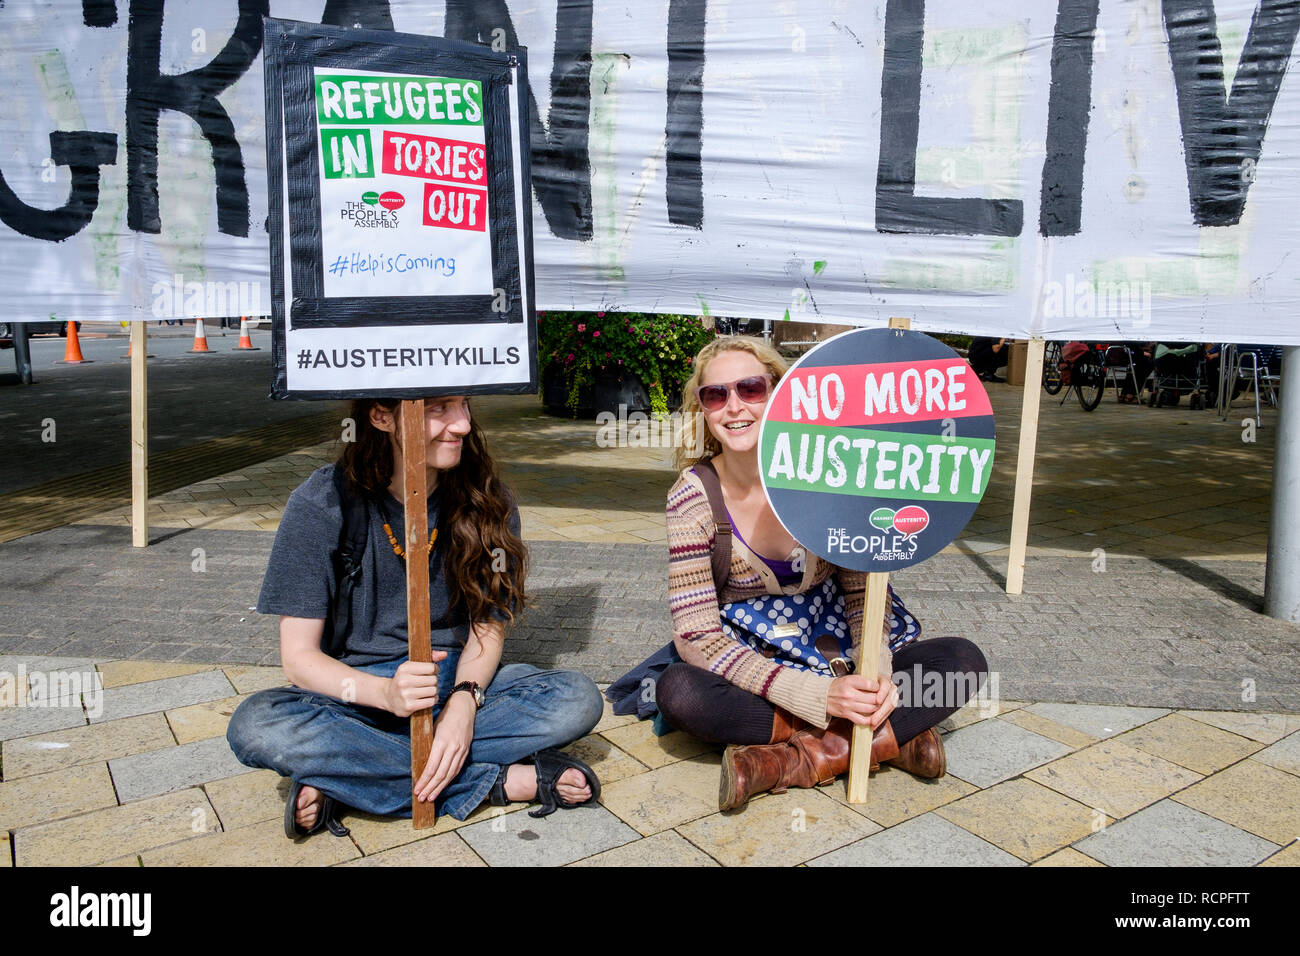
[694,375,772,411]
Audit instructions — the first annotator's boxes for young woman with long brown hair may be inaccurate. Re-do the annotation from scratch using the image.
[227,396,604,836]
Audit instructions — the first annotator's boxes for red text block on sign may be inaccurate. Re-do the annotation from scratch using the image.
[422,183,488,232]
[381,131,487,186]
[767,358,992,428]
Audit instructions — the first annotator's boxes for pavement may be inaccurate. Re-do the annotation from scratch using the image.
[0,366,1297,867]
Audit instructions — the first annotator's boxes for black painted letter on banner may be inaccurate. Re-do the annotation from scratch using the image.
[1163,0,1300,226]
[875,0,1023,236]
[1040,0,1099,237]
[446,0,594,241]
[320,0,393,31]
[126,0,267,237]
[0,131,118,242]
[83,0,118,27]
[666,0,706,229]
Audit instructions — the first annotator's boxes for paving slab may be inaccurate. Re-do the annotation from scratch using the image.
[0,700,86,741]
[456,802,639,867]
[165,694,249,745]
[96,660,216,689]
[997,709,1098,749]
[591,698,640,735]
[91,670,237,724]
[1171,759,1300,846]
[0,655,98,675]
[0,835,9,867]
[1024,702,1169,739]
[935,778,1109,863]
[598,754,721,835]
[1026,740,1204,820]
[140,819,361,866]
[222,666,288,695]
[12,787,219,866]
[564,734,648,786]
[943,719,1073,789]
[677,789,875,867]
[0,761,119,831]
[1114,713,1262,775]
[1251,730,1300,777]
[203,770,287,832]
[822,765,977,829]
[1258,842,1300,867]
[340,801,527,855]
[342,832,485,867]
[597,721,712,770]
[569,829,720,866]
[808,812,1024,867]
[109,735,251,802]
[1177,710,1300,744]
[1,713,174,780]
[1076,799,1280,867]
[1031,847,1105,867]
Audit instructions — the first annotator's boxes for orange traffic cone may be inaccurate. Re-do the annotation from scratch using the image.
[234,316,259,350]
[190,317,214,353]
[57,321,91,364]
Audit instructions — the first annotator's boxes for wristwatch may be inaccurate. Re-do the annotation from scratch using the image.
[451,681,485,709]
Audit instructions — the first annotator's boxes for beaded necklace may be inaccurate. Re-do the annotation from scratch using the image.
[376,496,437,562]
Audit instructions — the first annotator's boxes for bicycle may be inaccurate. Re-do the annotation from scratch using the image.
[1048,342,1107,411]
[1042,341,1064,395]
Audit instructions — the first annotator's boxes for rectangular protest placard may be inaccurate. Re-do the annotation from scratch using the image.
[263,18,536,399]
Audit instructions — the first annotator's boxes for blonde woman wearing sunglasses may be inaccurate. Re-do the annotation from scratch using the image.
[656,335,987,810]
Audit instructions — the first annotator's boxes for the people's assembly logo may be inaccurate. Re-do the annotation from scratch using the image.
[826,506,930,562]
[341,191,404,228]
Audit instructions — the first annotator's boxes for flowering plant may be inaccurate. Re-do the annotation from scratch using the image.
[537,310,714,417]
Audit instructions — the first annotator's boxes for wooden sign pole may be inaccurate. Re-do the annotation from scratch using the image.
[399,400,437,829]
[846,316,910,804]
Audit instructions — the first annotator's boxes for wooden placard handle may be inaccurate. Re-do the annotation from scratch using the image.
[847,572,890,803]
[400,400,438,829]
[846,315,912,804]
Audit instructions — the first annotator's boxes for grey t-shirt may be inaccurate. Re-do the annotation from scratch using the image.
[257,464,520,666]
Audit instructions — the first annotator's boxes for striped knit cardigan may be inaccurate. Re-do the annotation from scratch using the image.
[666,467,893,729]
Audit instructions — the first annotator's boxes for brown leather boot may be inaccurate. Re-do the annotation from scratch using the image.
[886,726,946,778]
[768,708,805,744]
[719,720,895,810]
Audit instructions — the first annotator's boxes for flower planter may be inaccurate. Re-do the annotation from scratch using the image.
[542,365,655,417]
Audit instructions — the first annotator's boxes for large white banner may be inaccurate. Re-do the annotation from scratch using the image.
[1,0,1299,344]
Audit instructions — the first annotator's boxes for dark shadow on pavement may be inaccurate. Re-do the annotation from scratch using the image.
[1151,557,1263,613]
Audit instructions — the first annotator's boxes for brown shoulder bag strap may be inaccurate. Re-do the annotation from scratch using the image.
[690,458,732,592]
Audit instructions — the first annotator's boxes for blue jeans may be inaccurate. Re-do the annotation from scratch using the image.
[225,655,604,821]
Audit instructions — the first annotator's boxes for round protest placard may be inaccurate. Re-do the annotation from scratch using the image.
[759,327,996,572]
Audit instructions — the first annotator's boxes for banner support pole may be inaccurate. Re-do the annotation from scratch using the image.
[1006,338,1045,594]
[131,322,149,548]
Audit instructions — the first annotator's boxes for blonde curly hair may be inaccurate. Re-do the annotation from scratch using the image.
[673,335,789,472]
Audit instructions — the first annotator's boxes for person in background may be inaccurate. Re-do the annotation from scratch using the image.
[968,337,1008,382]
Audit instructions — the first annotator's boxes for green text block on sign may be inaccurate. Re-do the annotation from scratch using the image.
[762,423,995,503]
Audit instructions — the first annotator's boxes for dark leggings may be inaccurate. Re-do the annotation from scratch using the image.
[655,637,988,746]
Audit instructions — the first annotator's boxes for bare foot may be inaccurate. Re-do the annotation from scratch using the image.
[504,764,592,805]
[295,784,325,831]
